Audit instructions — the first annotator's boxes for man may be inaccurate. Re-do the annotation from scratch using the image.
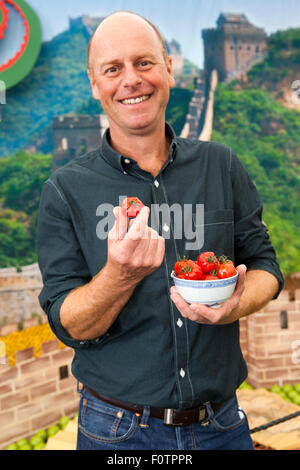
[37,11,284,450]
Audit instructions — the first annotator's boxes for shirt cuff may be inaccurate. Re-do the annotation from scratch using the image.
[47,293,107,349]
[246,261,284,300]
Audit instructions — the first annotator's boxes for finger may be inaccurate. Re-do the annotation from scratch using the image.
[109,206,129,240]
[130,227,159,257]
[170,286,190,317]
[169,286,203,318]
[170,286,220,324]
[124,206,150,240]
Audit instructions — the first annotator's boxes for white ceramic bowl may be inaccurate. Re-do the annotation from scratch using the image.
[170,271,238,308]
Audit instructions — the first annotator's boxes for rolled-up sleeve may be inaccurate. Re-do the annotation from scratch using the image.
[230,150,284,299]
[37,180,94,348]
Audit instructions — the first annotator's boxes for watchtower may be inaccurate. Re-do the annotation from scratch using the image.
[202,13,267,82]
[52,114,108,172]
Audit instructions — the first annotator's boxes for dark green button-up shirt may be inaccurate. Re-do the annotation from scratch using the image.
[37,124,284,409]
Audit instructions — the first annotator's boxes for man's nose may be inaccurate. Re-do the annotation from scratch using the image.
[122,64,142,87]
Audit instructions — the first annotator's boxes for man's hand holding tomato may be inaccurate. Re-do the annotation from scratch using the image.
[60,204,165,341]
[170,264,248,325]
[107,205,165,286]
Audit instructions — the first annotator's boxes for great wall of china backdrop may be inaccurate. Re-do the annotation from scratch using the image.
[0,10,300,450]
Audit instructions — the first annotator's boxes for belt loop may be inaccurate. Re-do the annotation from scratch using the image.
[139,405,150,427]
[77,381,83,394]
[202,401,214,424]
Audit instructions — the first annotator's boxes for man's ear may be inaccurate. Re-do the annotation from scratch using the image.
[167,57,175,89]
[87,69,101,100]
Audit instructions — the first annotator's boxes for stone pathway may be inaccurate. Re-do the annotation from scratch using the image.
[237,388,300,450]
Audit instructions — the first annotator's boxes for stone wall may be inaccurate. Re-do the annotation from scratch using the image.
[0,264,44,326]
[0,335,78,450]
[240,288,300,388]
[180,74,207,139]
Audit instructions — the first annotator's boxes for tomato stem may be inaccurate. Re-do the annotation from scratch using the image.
[218,254,228,264]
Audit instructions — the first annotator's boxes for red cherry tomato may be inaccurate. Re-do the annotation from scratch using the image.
[182,262,203,280]
[202,274,219,280]
[174,258,194,275]
[216,254,236,279]
[121,197,144,218]
[197,251,219,274]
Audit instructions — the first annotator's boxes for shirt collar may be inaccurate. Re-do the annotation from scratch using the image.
[100,123,178,173]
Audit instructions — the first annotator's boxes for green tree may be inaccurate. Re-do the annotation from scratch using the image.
[0,152,52,268]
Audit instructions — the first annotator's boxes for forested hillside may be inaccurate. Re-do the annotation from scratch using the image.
[0,152,52,268]
[211,28,300,275]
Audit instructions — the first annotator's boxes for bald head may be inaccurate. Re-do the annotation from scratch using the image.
[87,11,169,74]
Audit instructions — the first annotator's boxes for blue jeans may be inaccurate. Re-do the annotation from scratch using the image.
[76,387,254,450]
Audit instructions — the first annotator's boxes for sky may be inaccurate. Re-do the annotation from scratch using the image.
[27,0,300,67]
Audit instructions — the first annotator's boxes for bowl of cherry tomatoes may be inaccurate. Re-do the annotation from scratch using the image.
[170,251,238,308]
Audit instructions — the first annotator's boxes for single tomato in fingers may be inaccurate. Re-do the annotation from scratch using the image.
[122,197,144,218]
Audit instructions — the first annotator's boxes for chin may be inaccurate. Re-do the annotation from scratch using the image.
[123,118,154,132]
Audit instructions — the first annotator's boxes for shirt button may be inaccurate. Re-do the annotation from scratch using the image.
[154,180,159,188]
[180,368,186,378]
[177,318,183,328]
[124,158,130,164]
[162,224,169,232]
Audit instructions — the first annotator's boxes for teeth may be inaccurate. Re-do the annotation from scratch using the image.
[121,95,150,105]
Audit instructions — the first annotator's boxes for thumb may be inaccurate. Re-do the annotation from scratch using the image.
[235,264,247,293]
[236,264,247,276]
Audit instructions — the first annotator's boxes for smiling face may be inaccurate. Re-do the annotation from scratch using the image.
[88,13,175,139]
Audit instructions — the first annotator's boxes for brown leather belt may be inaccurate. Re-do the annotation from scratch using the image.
[84,386,223,426]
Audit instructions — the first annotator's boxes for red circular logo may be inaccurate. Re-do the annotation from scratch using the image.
[0,0,30,72]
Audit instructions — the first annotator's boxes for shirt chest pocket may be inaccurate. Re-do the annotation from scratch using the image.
[187,209,234,260]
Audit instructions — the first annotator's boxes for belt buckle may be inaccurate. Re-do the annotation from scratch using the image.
[164,408,175,426]
[164,406,207,426]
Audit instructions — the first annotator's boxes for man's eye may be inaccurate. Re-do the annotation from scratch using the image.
[140,61,151,67]
[106,67,118,74]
